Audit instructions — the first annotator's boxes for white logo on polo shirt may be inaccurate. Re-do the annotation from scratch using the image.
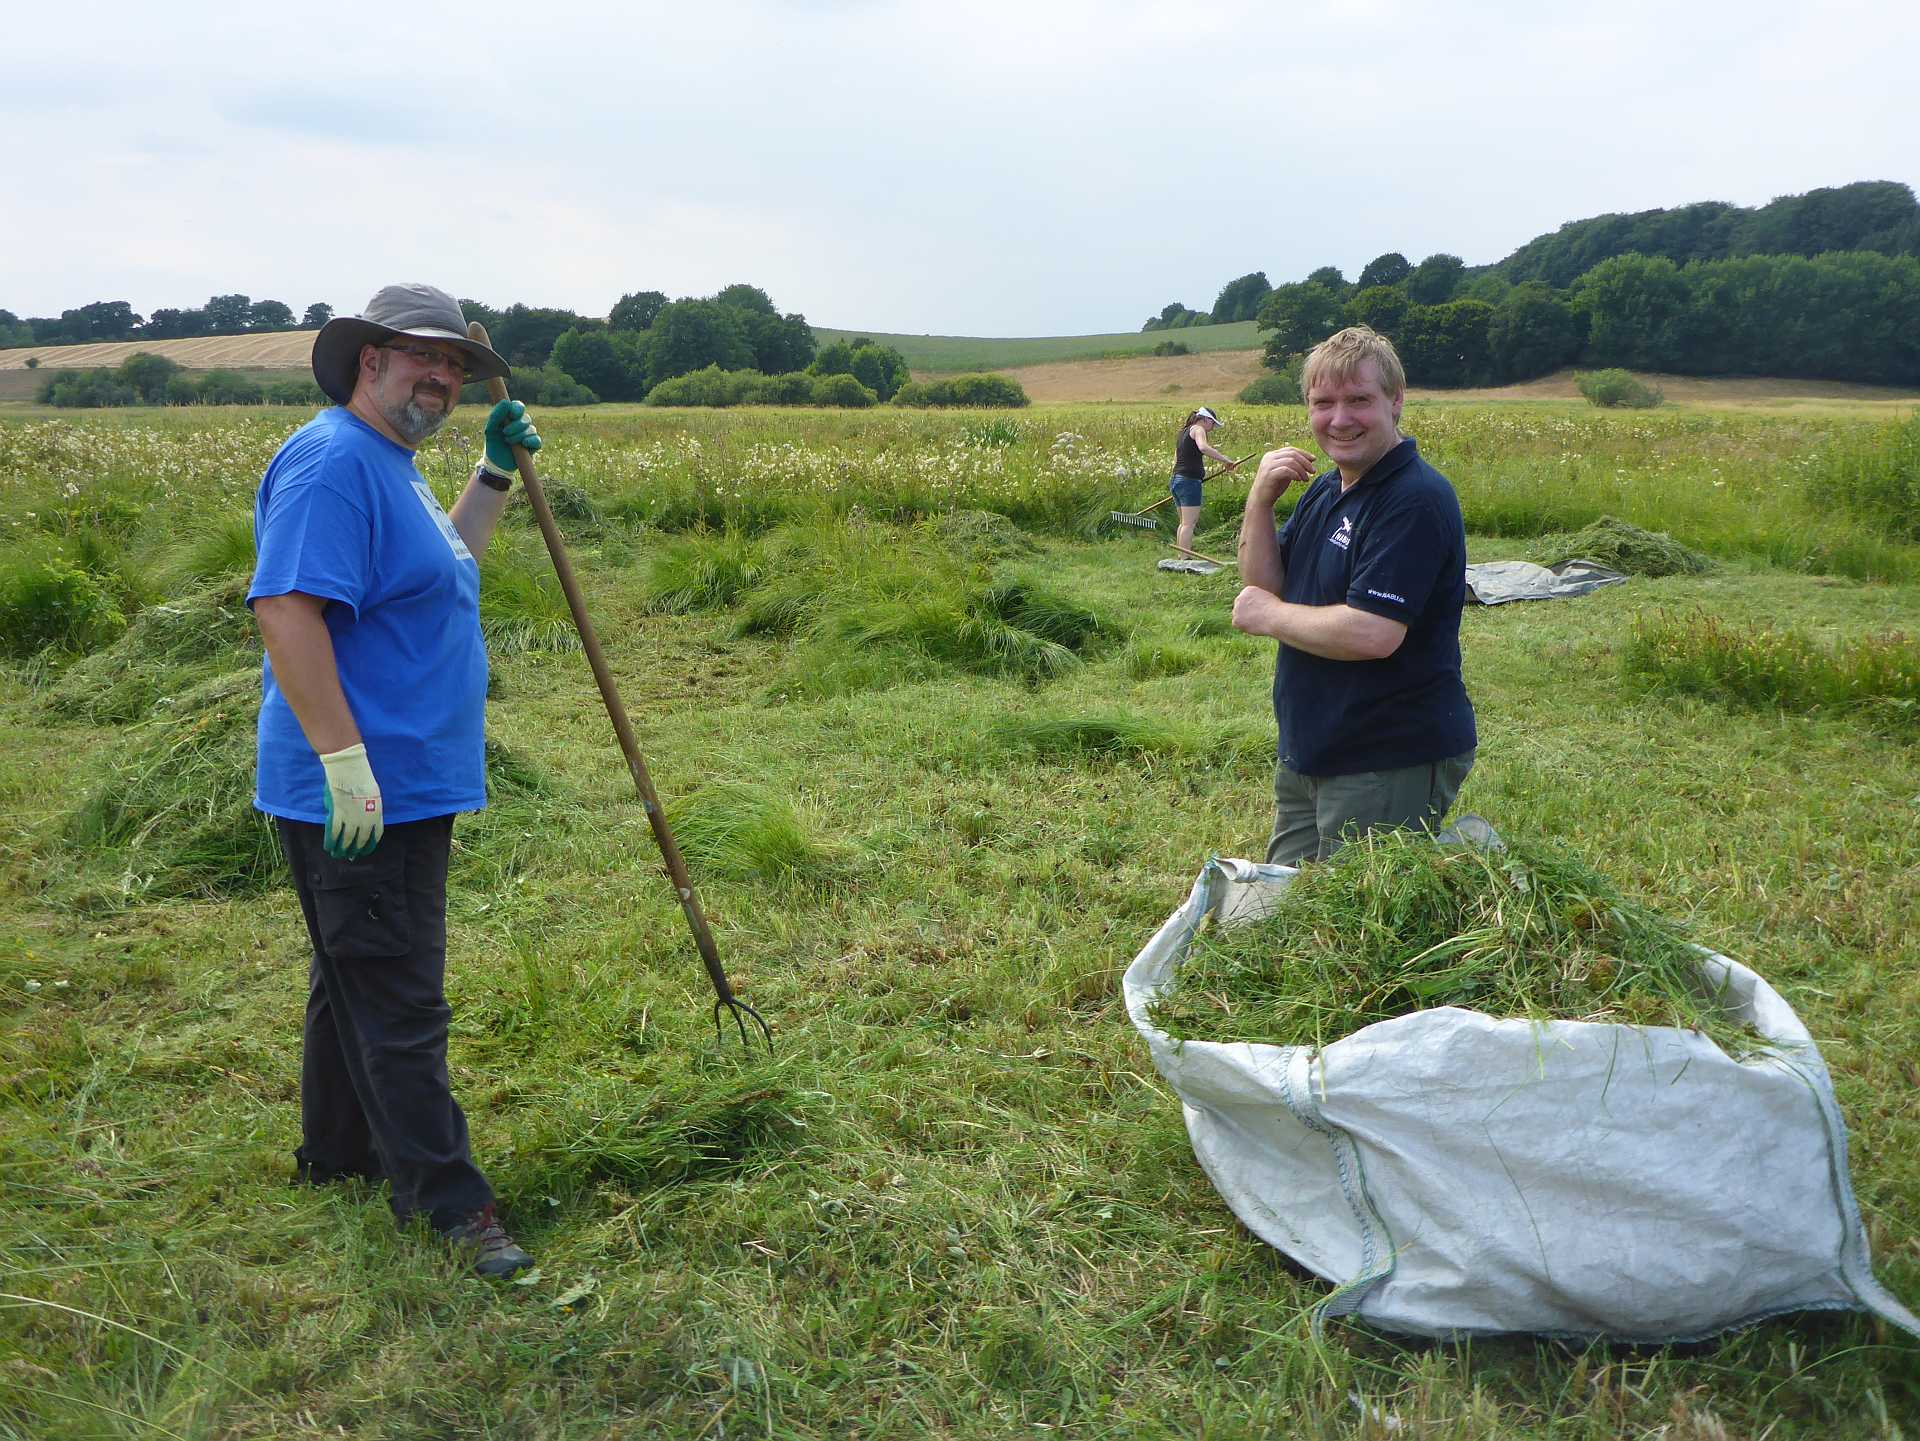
[412,481,474,562]
[1329,515,1354,551]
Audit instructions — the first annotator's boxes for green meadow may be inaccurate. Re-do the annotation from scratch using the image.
[1,399,1917,1438]
[810,321,1262,373]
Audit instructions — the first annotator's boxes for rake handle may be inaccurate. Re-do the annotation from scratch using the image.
[469,323,768,1048]
[1166,542,1230,566]
[1201,451,1261,483]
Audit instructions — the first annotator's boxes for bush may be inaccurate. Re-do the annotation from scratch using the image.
[643,367,866,408]
[810,373,878,408]
[195,370,265,405]
[1151,340,1191,357]
[459,365,597,407]
[894,373,1030,408]
[1575,368,1664,408]
[1239,368,1303,405]
[119,352,182,403]
[747,371,819,405]
[646,364,750,407]
[264,377,327,406]
[39,369,136,407]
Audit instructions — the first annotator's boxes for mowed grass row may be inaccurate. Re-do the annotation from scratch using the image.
[0,402,1916,1438]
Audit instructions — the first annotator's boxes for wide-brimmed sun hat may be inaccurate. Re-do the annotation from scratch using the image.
[311,283,510,404]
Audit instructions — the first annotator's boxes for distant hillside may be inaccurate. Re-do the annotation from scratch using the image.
[810,321,1259,374]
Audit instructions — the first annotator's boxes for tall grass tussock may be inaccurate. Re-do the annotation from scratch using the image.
[1625,611,1920,736]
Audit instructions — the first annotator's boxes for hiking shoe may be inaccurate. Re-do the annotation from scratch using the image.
[445,1205,533,1278]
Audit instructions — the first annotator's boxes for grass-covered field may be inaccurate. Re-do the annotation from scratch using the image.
[811,322,1262,373]
[2,400,1917,1438]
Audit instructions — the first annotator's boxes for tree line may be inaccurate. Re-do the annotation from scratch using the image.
[31,282,1033,410]
[1249,249,1920,388]
[0,296,334,348]
[1146,180,1920,388]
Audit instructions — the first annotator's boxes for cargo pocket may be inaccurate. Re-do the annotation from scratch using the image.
[309,846,411,959]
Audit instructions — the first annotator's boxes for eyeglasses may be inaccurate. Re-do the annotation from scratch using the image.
[382,341,472,379]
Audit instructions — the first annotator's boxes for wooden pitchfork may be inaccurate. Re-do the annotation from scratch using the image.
[470,322,771,1051]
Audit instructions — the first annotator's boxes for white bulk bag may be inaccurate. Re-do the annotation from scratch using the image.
[1123,855,1919,1342]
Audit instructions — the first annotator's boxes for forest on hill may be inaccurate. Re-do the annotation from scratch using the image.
[1151,180,1920,389]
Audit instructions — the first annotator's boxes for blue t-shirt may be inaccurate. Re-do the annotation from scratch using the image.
[249,407,489,823]
[1272,436,1475,776]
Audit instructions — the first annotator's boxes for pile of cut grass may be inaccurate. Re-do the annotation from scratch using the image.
[1545,515,1711,577]
[64,681,563,902]
[44,572,257,723]
[923,508,1038,561]
[64,670,279,899]
[1148,831,1757,1053]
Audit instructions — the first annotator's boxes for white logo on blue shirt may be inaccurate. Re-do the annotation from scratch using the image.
[412,481,474,562]
[1329,515,1354,551]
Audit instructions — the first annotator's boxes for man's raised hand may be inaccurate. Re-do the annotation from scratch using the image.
[483,400,541,475]
[1252,447,1317,503]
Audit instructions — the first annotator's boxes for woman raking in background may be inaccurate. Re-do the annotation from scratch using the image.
[1170,407,1238,558]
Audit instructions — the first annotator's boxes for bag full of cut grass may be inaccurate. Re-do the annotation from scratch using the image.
[1122,835,1919,1343]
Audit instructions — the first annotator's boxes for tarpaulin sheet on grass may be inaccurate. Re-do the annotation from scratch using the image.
[1465,558,1627,605]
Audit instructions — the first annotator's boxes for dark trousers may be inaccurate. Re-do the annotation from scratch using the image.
[277,815,493,1231]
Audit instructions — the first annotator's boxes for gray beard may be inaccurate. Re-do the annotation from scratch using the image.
[386,394,450,445]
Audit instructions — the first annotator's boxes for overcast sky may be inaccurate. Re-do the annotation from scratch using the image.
[6,0,1915,337]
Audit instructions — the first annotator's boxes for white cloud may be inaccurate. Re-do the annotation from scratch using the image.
[6,0,1915,332]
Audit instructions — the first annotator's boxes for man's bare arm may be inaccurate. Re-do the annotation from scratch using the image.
[1237,447,1316,593]
[1230,589,1408,660]
[252,592,361,754]
[449,472,514,556]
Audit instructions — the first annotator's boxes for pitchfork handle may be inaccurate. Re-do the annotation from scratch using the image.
[469,323,770,1049]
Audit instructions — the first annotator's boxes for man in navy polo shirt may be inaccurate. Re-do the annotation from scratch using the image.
[1231,326,1475,864]
[249,283,542,1276]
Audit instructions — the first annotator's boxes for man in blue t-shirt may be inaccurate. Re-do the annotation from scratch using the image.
[1231,326,1476,864]
[249,283,542,1276]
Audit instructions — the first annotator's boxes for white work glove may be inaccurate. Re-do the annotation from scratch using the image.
[318,743,384,860]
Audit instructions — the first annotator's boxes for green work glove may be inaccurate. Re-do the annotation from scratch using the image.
[318,743,384,861]
[483,399,541,474]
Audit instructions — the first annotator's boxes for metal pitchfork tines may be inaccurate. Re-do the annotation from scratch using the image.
[469,322,772,1051]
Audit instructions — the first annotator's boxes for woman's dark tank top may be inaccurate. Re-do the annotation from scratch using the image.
[1174,426,1205,479]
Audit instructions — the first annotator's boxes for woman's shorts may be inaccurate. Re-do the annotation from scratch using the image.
[1169,473,1203,507]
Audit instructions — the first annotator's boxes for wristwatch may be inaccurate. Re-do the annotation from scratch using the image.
[474,458,514,492]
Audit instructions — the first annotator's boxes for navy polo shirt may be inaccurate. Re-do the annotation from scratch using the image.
[1272,436,1475,776]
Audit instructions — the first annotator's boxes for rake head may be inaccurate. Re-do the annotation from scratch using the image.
[1108,510,1161,531]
